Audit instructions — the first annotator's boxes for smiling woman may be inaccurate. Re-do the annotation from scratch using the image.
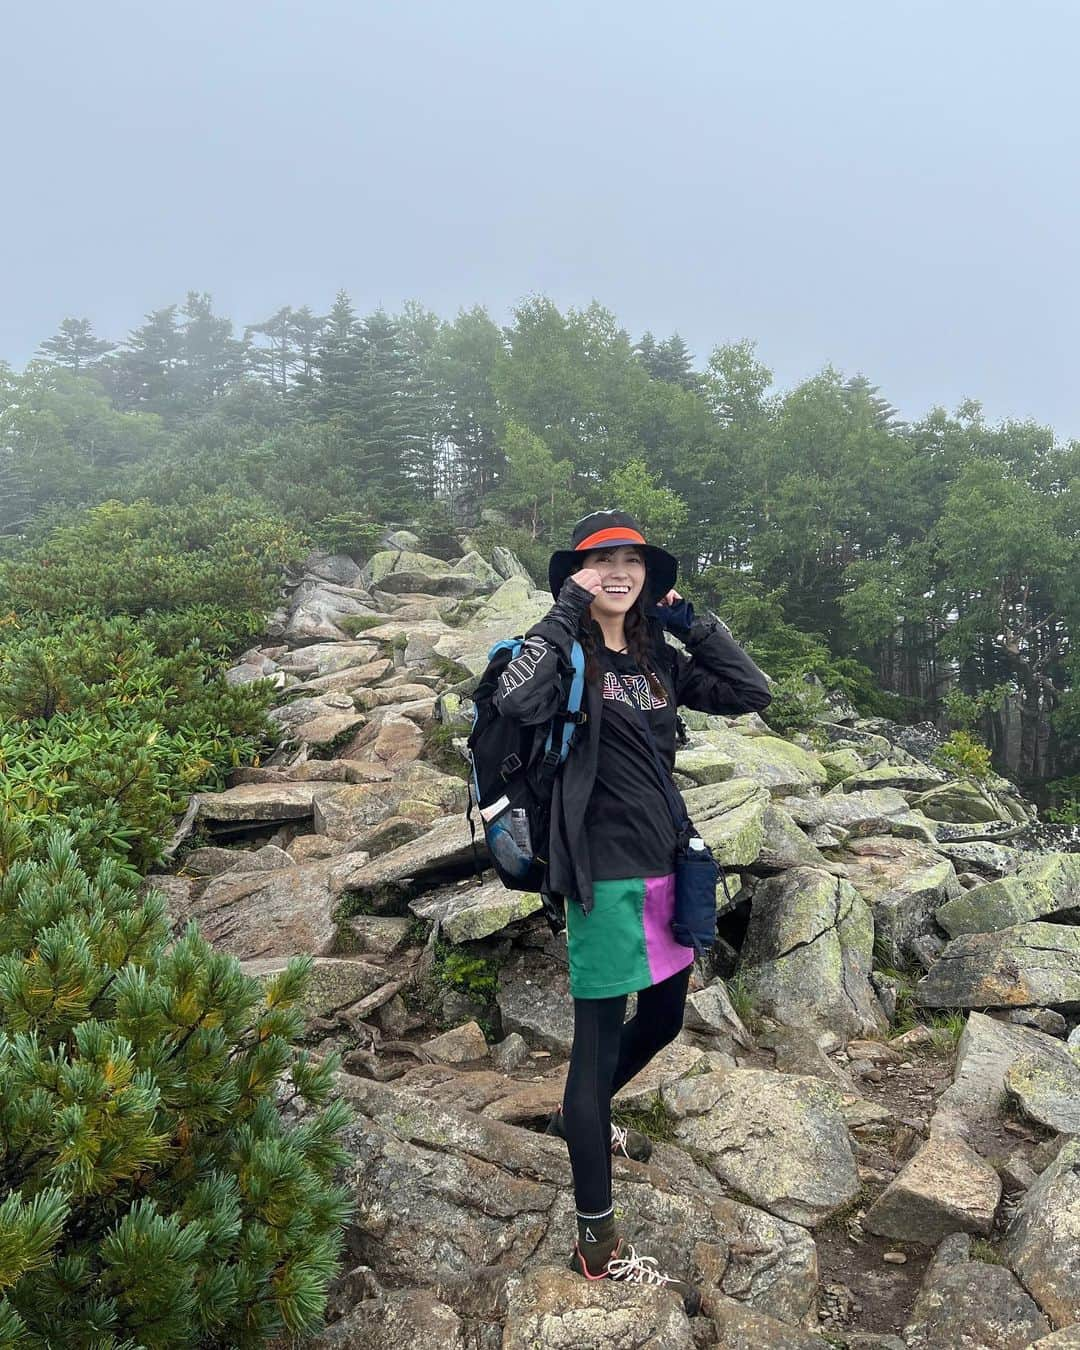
[493,508,773,1307]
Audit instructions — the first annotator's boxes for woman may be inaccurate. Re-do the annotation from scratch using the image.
[492,510,773,1311]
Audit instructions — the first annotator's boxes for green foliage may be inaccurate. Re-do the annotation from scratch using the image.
[0,494,304,620]
[0,828,351,1347]
[927,1010,968,1057]
[931,730,994,784]
[942,683,1011,731]
[603,458,688,542]
[0,613,278,871]
[307,514,385,562]
[433,942,498,1004]
[611,1093,677,1144]
[758,675,831,739]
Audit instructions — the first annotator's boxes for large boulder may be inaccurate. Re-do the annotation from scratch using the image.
[1004,1040,1080,1134]
[360,549,452,588]
[911,778,1032,825]
[668,1068,859,1226]
[1004,1138,1080,1327]
[335,1074,817,1326]
[902,1232,1049,1350]
[931,1012,1071,1147]
[936,853,1080,936]
[734,868,887,1049]
[680,780,770,865]
[829,761,948,794]
[497,939,574,1053]
[338,710,426,772]
[838,838,962,968]
[916,922,1080,1010]
[862,1135,1001,1244]
[314,1289,466,1350]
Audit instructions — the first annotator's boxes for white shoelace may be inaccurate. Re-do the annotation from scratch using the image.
[610,1122,630,1157]
[606,1243,675,1287]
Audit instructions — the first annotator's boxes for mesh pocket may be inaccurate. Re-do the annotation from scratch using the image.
[485,808,534,881]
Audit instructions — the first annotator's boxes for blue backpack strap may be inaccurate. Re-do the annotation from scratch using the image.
[542,638,586,766]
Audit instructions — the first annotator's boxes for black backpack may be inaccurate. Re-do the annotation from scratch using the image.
[464,635,587,892]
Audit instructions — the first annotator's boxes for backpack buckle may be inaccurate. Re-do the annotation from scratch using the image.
[541,749,561,770]
[499,752,522,779]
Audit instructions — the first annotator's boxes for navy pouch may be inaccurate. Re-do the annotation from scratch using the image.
[672,832,720,954]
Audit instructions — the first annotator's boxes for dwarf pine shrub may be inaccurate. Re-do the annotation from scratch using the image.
[0,825,352,1347]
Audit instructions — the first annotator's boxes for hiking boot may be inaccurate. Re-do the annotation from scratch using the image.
[569,1238,702,1317]
[545,1106,653,1163]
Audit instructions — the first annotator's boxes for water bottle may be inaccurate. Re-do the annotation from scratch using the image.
[689,837,706,852]
[509,808,532,853]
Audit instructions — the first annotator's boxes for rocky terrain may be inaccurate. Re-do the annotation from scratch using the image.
[154,532,1080,1349]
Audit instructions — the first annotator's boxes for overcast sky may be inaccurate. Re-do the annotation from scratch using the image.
[4,1,1079,436]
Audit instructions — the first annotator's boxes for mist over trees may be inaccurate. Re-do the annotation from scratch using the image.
[2,290,1078,806]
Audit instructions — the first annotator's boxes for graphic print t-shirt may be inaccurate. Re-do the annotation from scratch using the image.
[587,648,682,881]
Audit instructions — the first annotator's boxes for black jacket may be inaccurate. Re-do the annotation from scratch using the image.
[492,578,774,919]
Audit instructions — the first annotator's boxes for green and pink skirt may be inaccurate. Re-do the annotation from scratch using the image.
[566,873,694,999]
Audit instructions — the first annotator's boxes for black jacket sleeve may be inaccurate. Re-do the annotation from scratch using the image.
[668,615,773,716]
[492,578,593,725]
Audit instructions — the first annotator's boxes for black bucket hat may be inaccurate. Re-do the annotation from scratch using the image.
[547,509,678,602]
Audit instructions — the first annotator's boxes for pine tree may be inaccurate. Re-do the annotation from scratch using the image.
[310,299,436,511]
[177,292,248,409]
[843,373,905,431]
[37,318,114,374]
[0,825,351,1347]
[107,306,185,413]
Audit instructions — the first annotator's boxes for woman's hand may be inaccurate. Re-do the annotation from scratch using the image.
[568,568,604,598]
[656,587,682,608]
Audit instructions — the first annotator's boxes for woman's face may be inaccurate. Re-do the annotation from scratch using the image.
[581,545,647,618]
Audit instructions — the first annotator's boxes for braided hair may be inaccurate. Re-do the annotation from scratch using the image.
[576,590,669,702]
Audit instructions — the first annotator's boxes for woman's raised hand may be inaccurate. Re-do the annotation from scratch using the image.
[569,568,604,598]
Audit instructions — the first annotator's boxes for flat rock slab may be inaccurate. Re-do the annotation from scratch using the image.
[612,1038,709,1106]
[916,922,1080,1009]
[677,728,828,796]
[936,852,1080,936]
[735,867,887,1050]
[502,1266,692,1349]
[778,787,931,837]
[1004,1138,1080,1327]
[312,762,466,841]
[240,955,386,1018]
[195,781,343,824]
[669,1068,859,1227]
[863,1135,1001,1243]
[332,817,479,914]
[190,851,369,958]
[410,877,543,943]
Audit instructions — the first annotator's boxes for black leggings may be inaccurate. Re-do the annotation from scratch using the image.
[562,964,691,1216]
